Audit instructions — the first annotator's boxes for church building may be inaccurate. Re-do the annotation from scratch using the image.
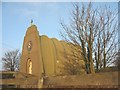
[20,24,85,78]
[1,24,118,89]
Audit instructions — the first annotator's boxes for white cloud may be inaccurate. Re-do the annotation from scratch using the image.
[13,7,39,18]
[10,2,61,19]
[21,9,39,18]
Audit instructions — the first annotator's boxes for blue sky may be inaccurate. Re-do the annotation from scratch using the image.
[1,2,118,70]
[2,2,73,52]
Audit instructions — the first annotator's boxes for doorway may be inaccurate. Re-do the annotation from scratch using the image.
[27,59,32,74]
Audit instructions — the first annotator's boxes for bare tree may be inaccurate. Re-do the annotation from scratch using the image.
[2,49,21,71]
[60,2,118,74]
[93,5,118,70]
[61,43,86,75]
[114,51,120,67]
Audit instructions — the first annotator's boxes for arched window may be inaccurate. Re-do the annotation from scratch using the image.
[27,59,32,74]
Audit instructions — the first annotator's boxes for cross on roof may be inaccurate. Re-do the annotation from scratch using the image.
[31,20,33,26]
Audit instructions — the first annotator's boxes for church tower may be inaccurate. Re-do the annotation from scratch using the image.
[20,24,44,77]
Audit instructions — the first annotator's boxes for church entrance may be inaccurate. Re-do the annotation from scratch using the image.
[27,59,32,74]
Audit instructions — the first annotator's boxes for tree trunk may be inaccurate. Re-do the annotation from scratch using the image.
[88,27,95,74]
[103,31,106,68]
[88,43,95,74]
[81,38,90,74]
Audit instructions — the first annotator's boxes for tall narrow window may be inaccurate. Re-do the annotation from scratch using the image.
[27,59,32,74]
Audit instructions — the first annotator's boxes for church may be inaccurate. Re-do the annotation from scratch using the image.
[1,24,118,88]
[20,24,85,78]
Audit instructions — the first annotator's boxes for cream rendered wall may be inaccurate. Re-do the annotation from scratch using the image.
[51,38,66,75]
[20,25,85,77]
[20,25,44,78]
[40,35,55,76]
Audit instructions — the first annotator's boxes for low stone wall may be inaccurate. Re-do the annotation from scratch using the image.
[0,71,39,88]
[1,71,119,88]
[44,71,119,88]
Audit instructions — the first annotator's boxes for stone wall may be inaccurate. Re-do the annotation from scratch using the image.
[1,71,40,88]
[43,71,119,88]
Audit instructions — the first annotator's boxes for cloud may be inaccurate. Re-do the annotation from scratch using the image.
[21,9,39,18]
[12,6,39,18]
[11,2,60,19]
